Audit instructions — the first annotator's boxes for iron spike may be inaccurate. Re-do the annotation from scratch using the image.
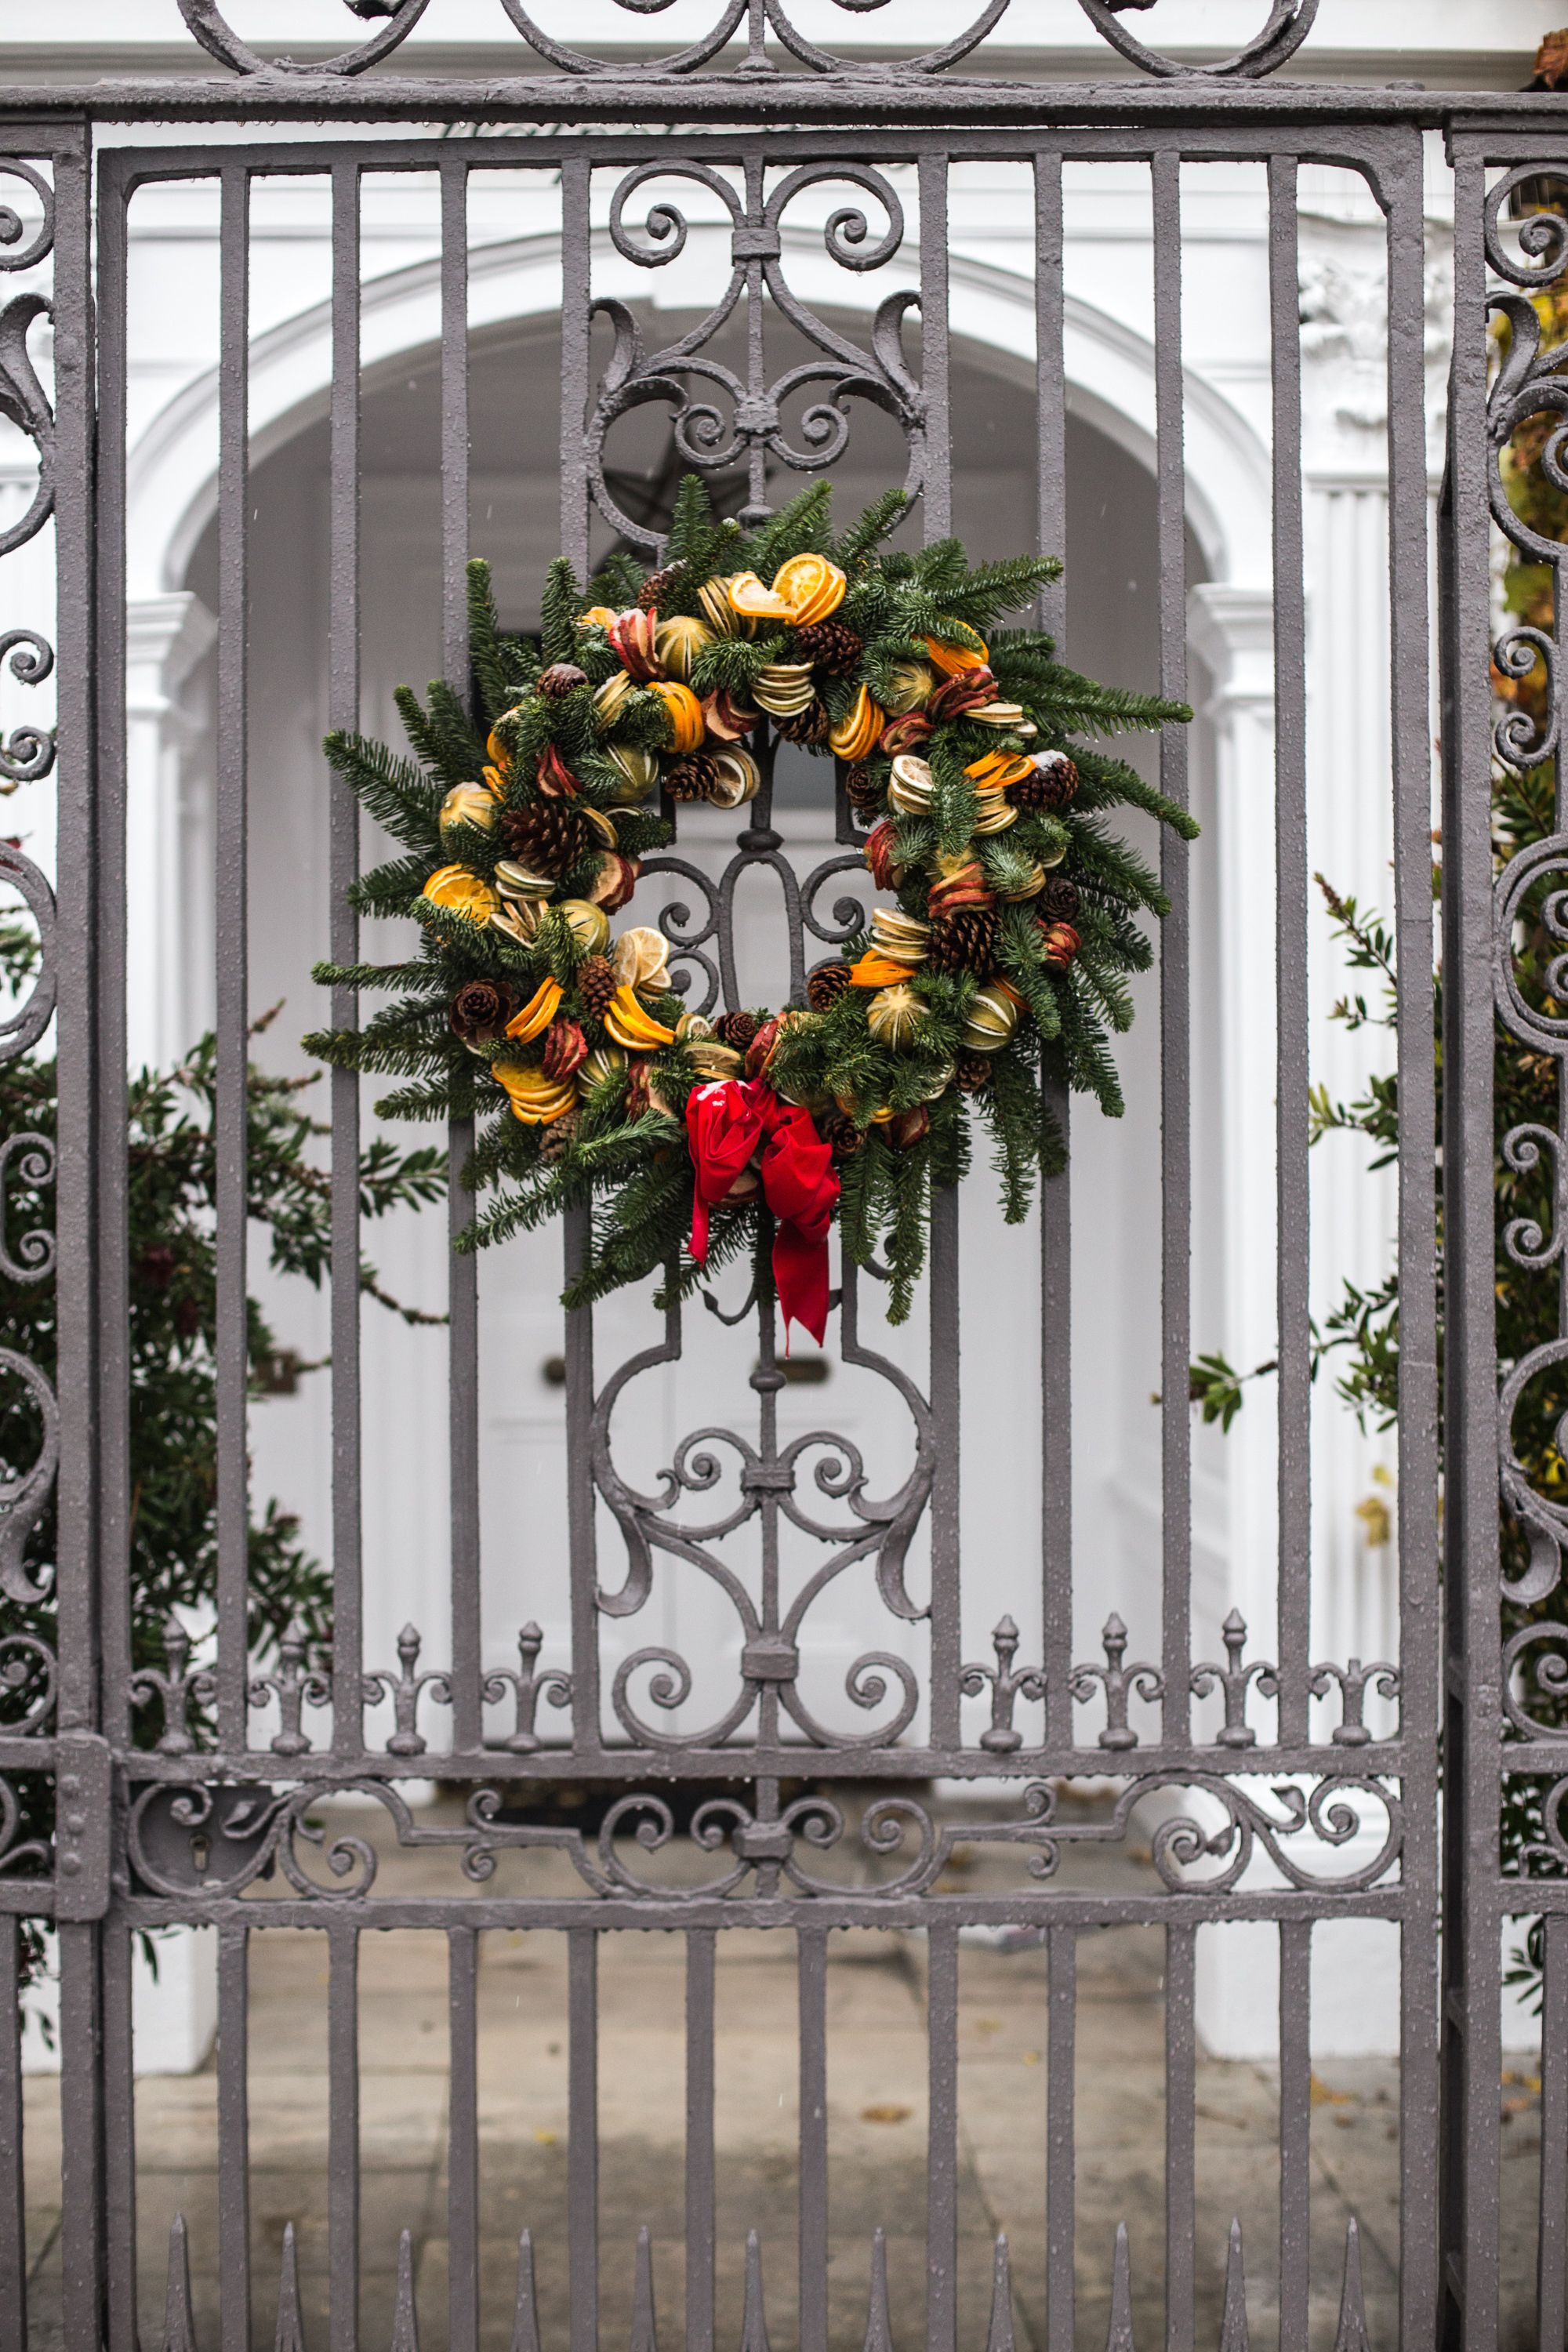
[861,2227,893,2352]
[510,2230,543,2352]
[985,2235,1015,2352]
[274,2221,307,2352]
[739,2230,771,2352]
[161,2213,198,2352]
[1217,2221,1249,2352]
[630,2227,659,2352]
[1103,2223,1135,2352]
[1330,2219,1371,2352]
[390,2228,420,2352]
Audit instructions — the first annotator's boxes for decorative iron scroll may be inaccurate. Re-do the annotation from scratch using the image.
[172,0,1319,80]
[1489,175,1568,1635]
[591,160,924,550]
[125,1762,1399,1904]
[0,158,60,1769]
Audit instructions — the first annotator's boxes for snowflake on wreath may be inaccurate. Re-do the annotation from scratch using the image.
[307,476,1194,1337]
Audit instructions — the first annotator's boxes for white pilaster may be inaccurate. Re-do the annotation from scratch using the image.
[125,591,216,1073]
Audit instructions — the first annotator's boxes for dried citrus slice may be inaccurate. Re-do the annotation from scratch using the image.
[421,865,500,924]
[773,553,848,625]
[924,629,989,675]
[829,685,884,762]
[727,571,794,622]
[648,680,706,753]
[503,977,564,1044]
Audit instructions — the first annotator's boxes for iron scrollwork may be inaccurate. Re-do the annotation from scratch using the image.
[590,159,922,554]
[124,1768,1400,1906]
[593,1257,932,1755]
[170,0,1320,78]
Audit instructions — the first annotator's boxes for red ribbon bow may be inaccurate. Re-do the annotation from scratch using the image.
[686,1078,839,1346]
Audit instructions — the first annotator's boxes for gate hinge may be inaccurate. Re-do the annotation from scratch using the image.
[53,1731,112,1922]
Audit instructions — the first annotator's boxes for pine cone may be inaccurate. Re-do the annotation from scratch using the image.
[843,762,882,812]
[717,1009,762,1053]
[450,978,519,1048]
[793,619,863,677]
[1037,876,1080,924]
[501,800,583,877]
[539,1109,580,1163]
[927,909,999,976]
[578,955,618,1020]
[954,1053,993,1094]
[805,961,853,1013]
[1011,752,1079,811]
[666,753,724,804]
[637,561,686,615]
[538,662,588,699]
[775,699,833,746]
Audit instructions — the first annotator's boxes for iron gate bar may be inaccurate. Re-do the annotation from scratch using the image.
[14,79,1568,127]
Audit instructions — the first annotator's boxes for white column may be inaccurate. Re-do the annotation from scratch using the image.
[1303,479,1400,1712]
[125,591,216,1073]
[1187,582,1279,1664]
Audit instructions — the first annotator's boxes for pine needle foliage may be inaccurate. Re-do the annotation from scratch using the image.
[310,479,1193,1325]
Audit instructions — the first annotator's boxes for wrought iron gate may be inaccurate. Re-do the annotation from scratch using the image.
[2,5,1567,2347]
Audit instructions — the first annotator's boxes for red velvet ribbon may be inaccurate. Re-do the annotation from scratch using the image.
[686,1078,839,1346]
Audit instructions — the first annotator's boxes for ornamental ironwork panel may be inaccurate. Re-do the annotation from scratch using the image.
[0,8,1556,2350]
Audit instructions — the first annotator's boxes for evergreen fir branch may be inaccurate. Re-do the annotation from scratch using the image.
[835,489,911,569]
[540,557,584,666]
[372,1076,461,1123]
[350,853,438,920]
[323,730,445,852]
[745,482,836,575]
[466,559,539,722]
[424,677,488,779]
[1069,746,1200,841]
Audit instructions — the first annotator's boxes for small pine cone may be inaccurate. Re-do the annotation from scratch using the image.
[805,960,853,1014]
[665,752,724,804]
[501,800,583,876]
[537,662,588,699]
[539,1109,580,1163]
[636,561,686,615]
[718,1008,762,1053]
[954,1053,993,1094]
[1011,751,1080,812]
[578,955,619,1020]
[927,908,999,976]
[1036,876,1080,924]
[843,763,882,812]
[775,699,833,746]
[792,619,863,677]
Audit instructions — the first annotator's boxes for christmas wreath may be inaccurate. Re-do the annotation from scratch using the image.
[307,478,1194,1339]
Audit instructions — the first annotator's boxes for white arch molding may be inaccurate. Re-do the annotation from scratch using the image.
[111,219,1402,2053]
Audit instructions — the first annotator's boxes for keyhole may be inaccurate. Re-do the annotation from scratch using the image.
[191,1831,210,1876]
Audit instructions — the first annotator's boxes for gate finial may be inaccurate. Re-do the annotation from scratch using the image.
[861,2228,893,2352]
[511,2231,542,2352]
[739,2231,771,2352]
[1217,2222,1250,2352]
[630,2227,659,2352]
[162,2213,198,2352]
[1330,2219,1371,2352]
[390,2229,420,2352]
[1104,2223,1135,2352]
[985,2235,1015,2352]
[274,2221,307,2352]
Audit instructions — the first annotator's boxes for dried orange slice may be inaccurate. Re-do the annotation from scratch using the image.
[773,553,848,626]
[829,685,885,762]
[648,680,706,753]
[924,629,989,676]
[964,750,1036,790]
[493,1062,579,1125]
[422,865,500,925]
[503,977,564,1045]
[848,952,917,987]
[727,572,795,622]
